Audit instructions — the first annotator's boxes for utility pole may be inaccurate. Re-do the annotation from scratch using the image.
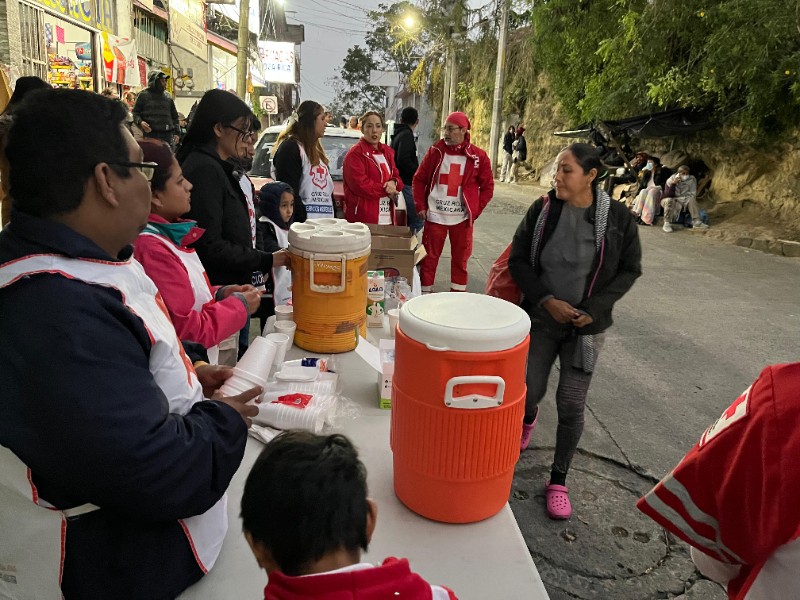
[447,46,457,114]
[236,0,250,100]
[488,0,509,173]
[440,45,451,123]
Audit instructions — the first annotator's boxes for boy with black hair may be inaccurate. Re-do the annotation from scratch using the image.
[241,431,459,599]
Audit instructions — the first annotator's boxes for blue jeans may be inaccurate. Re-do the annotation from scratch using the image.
[401,186,421,233]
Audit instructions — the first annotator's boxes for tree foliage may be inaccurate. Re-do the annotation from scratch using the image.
[528,0,800,135]
[328,45,384,118]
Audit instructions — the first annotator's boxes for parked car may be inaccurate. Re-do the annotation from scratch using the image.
[249,126,362,217]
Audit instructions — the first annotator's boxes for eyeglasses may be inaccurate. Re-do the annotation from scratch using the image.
[441,126,463,133]
[107,161,158,181]
[224,124,258,142]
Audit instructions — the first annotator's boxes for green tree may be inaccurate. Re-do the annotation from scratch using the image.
[526,0,800,134]
[328,45,385,118]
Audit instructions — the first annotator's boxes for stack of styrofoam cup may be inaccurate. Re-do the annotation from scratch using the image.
[264,332,290,372]
[261,315,277,336]
[275,304,293,322]
[274,320,297,347]
[388,308,400,338]
[219,336,277,397]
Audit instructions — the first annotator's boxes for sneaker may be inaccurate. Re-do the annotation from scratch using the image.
[520,410,539,452]
[662,223,673,233]
[692,222,710,230]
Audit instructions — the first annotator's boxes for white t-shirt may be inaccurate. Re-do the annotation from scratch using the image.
[427,154,467,225]
[239,175,256,248]
[371,153,393,225]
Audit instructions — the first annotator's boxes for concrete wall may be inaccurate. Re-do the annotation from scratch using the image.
[0,0,23,68]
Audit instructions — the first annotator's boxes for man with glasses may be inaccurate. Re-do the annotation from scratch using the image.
[0,89,259,597]
[413,111,494,292]
[132,71,181,149]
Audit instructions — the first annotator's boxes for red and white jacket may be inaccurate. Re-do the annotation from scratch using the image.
[412,138,494,225]
[263,557,458,600]
[134,214,247,353]
[342,138,403,224]
[637,363,800,599]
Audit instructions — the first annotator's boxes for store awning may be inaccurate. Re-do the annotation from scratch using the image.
[554,107,714,140]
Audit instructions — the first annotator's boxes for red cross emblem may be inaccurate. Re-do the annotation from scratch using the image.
[311,165,328,189]
[438,163,464,197]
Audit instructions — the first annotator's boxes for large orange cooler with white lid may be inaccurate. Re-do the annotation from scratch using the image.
[288,219,371,353]
[390,292,531,523]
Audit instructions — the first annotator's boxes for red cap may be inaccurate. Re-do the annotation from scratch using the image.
[445,111,470,130]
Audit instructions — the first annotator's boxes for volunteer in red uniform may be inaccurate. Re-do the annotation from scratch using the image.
[342,111,403,225]
[638,363,800,599]
[413,111,493,292]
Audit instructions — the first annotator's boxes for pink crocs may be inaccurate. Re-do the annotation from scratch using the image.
[545,481,572,520]
[520,411,539,452]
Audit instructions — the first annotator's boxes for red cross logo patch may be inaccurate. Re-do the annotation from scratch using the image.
[438,163,464,197]
[311,165,328,190]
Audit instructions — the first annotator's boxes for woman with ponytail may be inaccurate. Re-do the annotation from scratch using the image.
[271,101,333,222]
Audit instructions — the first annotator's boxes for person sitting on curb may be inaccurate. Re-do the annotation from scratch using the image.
[241,431,459,599]
[638,362,800,598]
[661,165,708,232]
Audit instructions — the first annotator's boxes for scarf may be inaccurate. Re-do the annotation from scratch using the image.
[530,188,611,373]
[143,219,199,246]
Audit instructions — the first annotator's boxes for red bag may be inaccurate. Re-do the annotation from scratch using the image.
[485,243,521,304]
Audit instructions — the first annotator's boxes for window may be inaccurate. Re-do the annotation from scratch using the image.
[19,2,47,80]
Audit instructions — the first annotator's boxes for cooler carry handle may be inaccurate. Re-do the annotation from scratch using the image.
[444,376,505,409]
[309,253,347,293]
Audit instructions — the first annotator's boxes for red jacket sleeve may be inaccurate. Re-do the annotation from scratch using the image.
[412,146,437,214]
[134,236,247,349]
[384,145,404,192]
[637,364,800,571]
[474,148,494,219]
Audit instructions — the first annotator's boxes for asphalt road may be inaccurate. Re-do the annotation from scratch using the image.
[425,180,800,599]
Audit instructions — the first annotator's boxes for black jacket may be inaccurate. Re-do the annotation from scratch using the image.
[271,138,307,223]
[132,85,179,135]
[0,212,247,598]
[390,123,419,186]
[181,145,273,285]
[508,190,642,335]
[514,135,528,161]
[502,131,514,154]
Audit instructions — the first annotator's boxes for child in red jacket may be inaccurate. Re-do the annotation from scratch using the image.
[241,431,459,600]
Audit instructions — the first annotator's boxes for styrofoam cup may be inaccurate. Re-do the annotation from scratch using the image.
[219,367,265,397]
[265,332,290,370]
[274,320,297,347]
[261,315,276,336]
[275,305,294,322]
[234,336,277,380]
[388,308,400,338]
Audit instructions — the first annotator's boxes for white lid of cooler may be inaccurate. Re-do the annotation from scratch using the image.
[288,219,371,254]
[399,292,531,352]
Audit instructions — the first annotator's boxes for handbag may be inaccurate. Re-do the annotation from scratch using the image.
[485,243,522,304]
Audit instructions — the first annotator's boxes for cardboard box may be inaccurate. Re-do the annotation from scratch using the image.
[378,338,395,409]
[367,224,426,281]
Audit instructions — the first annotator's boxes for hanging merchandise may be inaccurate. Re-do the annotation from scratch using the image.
[101,33,140,86]
[43,17,95,90]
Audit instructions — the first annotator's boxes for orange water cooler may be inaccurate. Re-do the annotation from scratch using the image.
[288,219,371,353]
[391,292,531,523]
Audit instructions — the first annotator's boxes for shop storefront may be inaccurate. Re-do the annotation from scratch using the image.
[18,0,116,91]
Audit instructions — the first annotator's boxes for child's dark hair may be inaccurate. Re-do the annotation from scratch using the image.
[241,431,370,576]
